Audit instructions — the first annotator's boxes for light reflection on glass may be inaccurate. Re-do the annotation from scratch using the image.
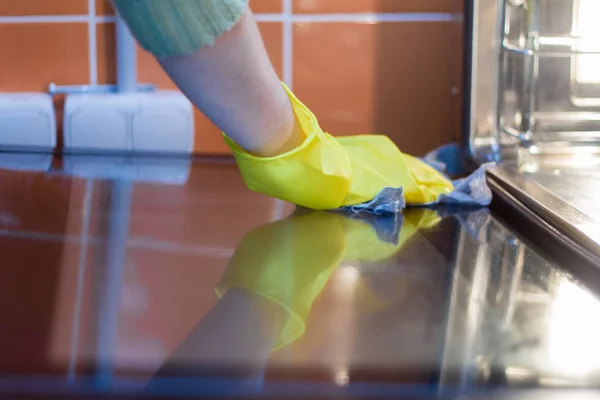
[337,265,360,289]
[334,367,350,387]
[574,0,600,84]
[330,265,360,388]
[548,280,600,377]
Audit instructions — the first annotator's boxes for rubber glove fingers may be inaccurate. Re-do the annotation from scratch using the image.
[336,135,453,206]
[402,154,454,205]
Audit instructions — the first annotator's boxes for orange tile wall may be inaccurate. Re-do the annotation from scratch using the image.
[0,0,464,156]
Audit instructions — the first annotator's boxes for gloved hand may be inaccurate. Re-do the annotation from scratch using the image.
[224,83,453,210]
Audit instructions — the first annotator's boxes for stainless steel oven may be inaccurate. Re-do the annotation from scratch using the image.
[462,0,600,264]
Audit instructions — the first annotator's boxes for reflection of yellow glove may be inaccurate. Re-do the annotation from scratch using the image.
[348,209,440,314]
[224,83,453,210]
[216,212,346,350]
[216,209,441,351]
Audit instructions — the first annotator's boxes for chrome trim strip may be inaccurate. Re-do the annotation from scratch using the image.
[487,165,600,266]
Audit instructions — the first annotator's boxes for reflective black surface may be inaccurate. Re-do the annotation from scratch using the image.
[1,155,600,399]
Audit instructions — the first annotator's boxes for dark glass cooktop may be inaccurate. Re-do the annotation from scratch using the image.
[0,154,599,399]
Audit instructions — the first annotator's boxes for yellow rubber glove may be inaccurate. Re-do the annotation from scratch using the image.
[216,209,441,351]
[224,83,453,209]
[223,87,352,210]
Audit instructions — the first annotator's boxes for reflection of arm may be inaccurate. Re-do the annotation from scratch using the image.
[145,210,438,388]
[144,211,345,392]
[149,288,284,379]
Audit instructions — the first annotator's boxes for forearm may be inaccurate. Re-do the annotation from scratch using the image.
[113,1,302,156]
[159,9,302,156]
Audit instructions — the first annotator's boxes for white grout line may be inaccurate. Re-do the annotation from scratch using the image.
[96,15,116,23]
[0,12,459,24]
[291,12,459,23]
[270,199,287,221]
[0,229,234,256]
[253,13,284,23]
[67,179,94,384]
[88,0,97,85]
[255,12,460,23]
[0,229,82,243]
[0,15,90,23]
[127,238,235,257]
[282,0,293,88]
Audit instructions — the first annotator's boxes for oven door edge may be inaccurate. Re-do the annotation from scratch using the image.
[462,0,504,167]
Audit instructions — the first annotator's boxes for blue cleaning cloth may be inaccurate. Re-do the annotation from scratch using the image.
[437,163,493,206]
[338,144,495,215]
[422,142,466,175]
[338,187,406,215]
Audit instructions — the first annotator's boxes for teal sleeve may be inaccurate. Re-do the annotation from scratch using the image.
[113,0,249,58]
